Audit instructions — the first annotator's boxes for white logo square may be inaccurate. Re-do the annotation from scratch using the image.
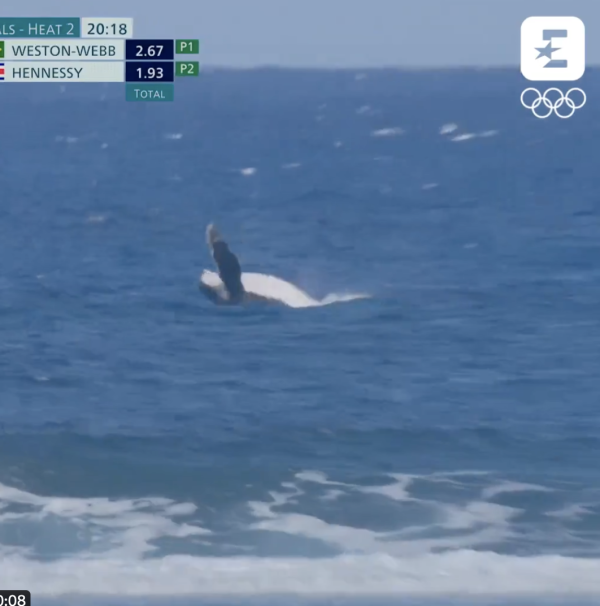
[521,16,585,81]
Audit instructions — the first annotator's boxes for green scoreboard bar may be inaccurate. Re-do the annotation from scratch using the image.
[125,83,174,101]
[176,39,199,54]
[0,18,80,37]
[175,39,199,79]
[0,17,134,38]
[176,61,199,76]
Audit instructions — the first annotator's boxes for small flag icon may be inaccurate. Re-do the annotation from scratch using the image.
[0,41,4,59]
[0,63,4,81]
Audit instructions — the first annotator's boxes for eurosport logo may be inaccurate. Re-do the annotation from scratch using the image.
[520,17,586,119]
[520,87,586,119]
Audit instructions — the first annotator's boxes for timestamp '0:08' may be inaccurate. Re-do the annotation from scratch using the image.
[0,591,31,606]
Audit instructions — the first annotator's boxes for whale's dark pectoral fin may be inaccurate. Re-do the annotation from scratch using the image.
[206,224,245,303]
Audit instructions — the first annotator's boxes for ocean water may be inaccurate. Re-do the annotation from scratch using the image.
[1,70,600,605]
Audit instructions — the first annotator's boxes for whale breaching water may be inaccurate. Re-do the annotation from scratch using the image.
[198,223,370,308]
[200,223,290,305]
[200,224,248,305]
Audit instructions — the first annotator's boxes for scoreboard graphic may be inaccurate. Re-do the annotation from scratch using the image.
[0,17,199,101]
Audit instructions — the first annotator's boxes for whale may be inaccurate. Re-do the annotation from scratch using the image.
[199,224,301,306]
[201,223,247,304]
[199,223,370,308]
[199,268,320,307]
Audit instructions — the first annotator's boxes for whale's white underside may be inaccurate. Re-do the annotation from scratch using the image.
[199,270,368,308]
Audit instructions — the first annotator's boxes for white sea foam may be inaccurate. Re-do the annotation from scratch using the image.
[371,127,404,137]
[277,472,517,555]
[440,124,498,142]
[440,123,458,135]
[2,472,600,597]
[240,167,256,176]
[295,471,347,485]
[55,136,78,143]
[356,105,379,116]
[547,503,594,520]
[3,548,600,596]
[165,133,183,140]
[321,489,345,501]
[451,133,477,142]
[359,474,414,502]
[481,480,553,500]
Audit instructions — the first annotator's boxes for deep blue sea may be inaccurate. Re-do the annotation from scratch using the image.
[1,69,600,605]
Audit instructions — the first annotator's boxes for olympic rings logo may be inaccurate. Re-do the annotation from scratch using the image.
[520,87,586,119]
[521,88,586,119]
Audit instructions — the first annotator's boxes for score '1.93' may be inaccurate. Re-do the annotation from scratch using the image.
[125,61,175,82]
[140,66,162,79]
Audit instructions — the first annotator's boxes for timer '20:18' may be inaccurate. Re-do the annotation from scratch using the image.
[87,23,128,36]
